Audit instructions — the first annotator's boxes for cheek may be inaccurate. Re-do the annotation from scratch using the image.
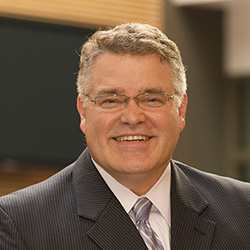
[84,113,110,139]
[159,110,181,138]
[153,109,178,127]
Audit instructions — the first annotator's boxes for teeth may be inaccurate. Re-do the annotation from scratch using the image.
[115,135,150,142]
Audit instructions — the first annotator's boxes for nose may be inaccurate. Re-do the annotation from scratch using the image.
[120,98,146,125]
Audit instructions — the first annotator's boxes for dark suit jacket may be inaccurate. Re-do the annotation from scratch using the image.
[0,149,249,250]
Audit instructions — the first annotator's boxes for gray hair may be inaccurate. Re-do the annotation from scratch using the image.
[76,23,187,107]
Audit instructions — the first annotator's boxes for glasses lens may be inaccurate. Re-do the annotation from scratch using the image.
[96,95,126,109]
[138,93,168,108]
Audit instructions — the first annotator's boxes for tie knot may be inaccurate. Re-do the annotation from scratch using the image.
[132,197,152,222]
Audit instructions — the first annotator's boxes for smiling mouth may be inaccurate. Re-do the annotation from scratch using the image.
[114,135,151,142]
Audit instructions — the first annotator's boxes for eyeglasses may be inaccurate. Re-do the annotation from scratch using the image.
[85,92,176,111]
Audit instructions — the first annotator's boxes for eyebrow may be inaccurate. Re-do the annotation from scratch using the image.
[143,88,166,93]
[96,88,125,95]
[95,87,167,96]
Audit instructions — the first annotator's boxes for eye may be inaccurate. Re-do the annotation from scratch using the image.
[140,94,166,107]
[97,96,124,108]
[105,99,118,104]
[146,97,161,103]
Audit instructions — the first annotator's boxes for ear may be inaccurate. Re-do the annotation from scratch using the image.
[77,95,86,134]
[178,94,188,132]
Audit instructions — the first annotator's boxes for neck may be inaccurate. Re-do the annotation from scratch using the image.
[112,167,167,196]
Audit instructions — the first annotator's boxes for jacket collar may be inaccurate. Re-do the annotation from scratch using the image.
[171,160,209,213]
[170,161,216,250]
[73,148,112,220]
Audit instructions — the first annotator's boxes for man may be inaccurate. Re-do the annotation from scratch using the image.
[0,23,249,250]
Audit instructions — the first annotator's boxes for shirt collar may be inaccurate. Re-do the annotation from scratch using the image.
[92,158,171,226]
[146,164,171,226]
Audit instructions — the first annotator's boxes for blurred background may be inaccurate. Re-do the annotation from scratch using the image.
[1,0,250,196]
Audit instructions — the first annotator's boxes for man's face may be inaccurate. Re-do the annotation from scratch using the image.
[77,53,187,190]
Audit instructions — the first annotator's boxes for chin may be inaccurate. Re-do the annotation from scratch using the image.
[114,163,152,174]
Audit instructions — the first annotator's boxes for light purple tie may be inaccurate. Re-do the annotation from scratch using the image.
[132,197,164,250]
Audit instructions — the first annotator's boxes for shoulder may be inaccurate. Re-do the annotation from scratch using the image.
[0,163,75,212]
[0,149,92,215]
[172,160,250,200]
[0,163,78,245]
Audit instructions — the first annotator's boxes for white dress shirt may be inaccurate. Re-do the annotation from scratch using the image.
[93,159,171,250]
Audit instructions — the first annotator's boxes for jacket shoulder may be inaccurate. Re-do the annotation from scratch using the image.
[172,160,250,201]
[0,163,74,209]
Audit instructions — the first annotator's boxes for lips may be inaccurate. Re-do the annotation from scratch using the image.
[114,135,150,142]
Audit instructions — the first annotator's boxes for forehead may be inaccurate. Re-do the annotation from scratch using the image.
[89,53,175,94]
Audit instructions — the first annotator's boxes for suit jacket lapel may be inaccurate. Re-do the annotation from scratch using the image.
[171,161,216,250]
[87,195,147,250]
[73,149,147,250]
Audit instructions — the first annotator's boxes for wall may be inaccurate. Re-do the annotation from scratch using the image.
[224,0,250,77]
[0,0,165,29]
[166,5,225,174]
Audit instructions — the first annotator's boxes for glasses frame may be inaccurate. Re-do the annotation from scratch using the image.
[85,92,176,110]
